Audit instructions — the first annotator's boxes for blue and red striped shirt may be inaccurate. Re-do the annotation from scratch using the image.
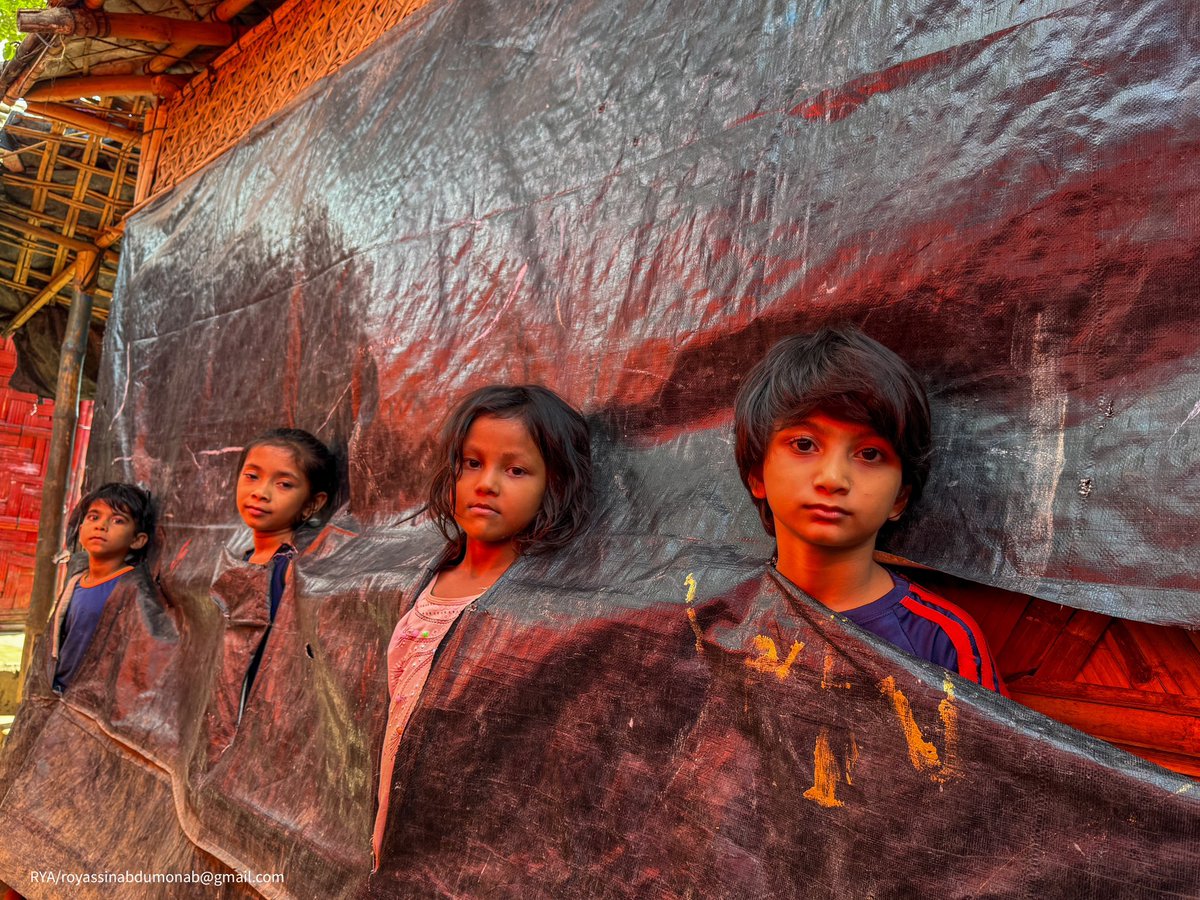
[844,572,1006,694]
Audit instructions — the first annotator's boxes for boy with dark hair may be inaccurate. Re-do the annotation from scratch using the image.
[734,325,1004,692]
[49,482,155,693]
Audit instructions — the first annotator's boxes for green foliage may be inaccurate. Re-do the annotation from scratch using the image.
[1,0,47,61]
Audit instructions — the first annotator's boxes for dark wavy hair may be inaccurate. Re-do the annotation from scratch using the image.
[734,325,932,536]
[426,384,593,556]
[67,482,156,564]
[236,428,339,527]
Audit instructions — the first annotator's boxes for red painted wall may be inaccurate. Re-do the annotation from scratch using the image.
[0,338,53,625]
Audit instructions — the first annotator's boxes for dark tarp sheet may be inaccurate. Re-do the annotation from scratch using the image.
[1,303,104,399]
[2,0,1199,896]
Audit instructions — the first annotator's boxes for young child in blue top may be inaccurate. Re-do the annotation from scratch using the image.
[234,428,338,713]
[734,325,1005,693]
[50,482,155,693]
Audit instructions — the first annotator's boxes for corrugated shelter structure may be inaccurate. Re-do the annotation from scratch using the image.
[0,0,1198,897]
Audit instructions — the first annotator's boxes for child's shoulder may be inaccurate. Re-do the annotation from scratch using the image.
[892,576,1004,692]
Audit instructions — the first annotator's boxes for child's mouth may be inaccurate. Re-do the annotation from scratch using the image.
[805,504,850,518]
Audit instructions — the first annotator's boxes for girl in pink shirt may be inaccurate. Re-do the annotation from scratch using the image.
[372,384,593,867]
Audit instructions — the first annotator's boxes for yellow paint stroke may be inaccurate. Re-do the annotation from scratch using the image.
[879,676,940,772]
[803,727,845,808]
[845,732,859,786]
[684,572,703,653]
[935,677,959,784]
[821,646,835,688]
[745,635,804,680]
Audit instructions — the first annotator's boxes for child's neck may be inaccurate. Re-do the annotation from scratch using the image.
[84,555,132,586]
[248,527,295,565]
[775,544,893,613]
[435,539,518,596]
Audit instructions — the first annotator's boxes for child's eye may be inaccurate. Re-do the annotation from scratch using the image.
[463,458,481,470]
[508,466,527,477]
[242,471,258,481]
[789,437,817,452]
[858,447,884,462]
[278,481,295,490]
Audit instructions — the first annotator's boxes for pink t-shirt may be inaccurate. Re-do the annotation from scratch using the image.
[372,579,483,866]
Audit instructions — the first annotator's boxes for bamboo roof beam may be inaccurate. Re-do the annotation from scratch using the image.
[17,9,245,48]
[147,0,258,74]
[2,175,132,218]
[22,101,143,145]
[24,74,190,102]
[4,264,76,336]
[0,212,99,253]
[3,226,121,337]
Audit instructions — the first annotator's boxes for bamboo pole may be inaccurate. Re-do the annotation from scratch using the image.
[4,266,75,336]
[18,9,243,46]
[147,0,257,74]
[22,101,143,145]
[4,124,135,159]
[134,105,166,205]
[24,74,189,103]
[0,212,104,253]
[18,252,98,692]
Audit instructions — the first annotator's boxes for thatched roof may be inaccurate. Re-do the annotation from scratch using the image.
[0,0,285,393]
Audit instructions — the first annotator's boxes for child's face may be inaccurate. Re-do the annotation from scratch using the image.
[453,414,547,549]
[237,444,327,536]
[79,500,147,563]
[748,412,909,557]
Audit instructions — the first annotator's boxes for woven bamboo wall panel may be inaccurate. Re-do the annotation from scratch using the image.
[0,338,52,617]
[154,0,434,192]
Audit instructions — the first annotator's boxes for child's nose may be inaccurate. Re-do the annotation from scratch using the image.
[475,467,501,494]
[813,458,850,492]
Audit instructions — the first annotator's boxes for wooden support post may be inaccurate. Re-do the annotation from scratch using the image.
[18,8,243,46]
[22,101,143,146]
[24,74,190,103]
[19,252,98,692]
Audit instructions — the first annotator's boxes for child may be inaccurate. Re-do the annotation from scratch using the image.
[234,428,338,711]
[372,384,593,867]
[50,483,155,693]
[734,325,1005,693]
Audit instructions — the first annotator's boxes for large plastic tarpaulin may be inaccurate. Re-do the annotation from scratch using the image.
[2,0,1198,896]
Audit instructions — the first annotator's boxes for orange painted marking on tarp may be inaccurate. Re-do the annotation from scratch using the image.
[803,728,845,808]
[821,646,835,688]
[845,732,859,786]
[684,572,703,653]
[745,635,803,680]
[935,677,960,784]
[879,676,940,772]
